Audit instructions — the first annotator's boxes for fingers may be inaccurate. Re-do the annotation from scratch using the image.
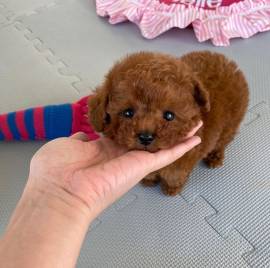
[151,136,201,171]
[121,135,201,180]
[70,132,90,141]
[84,121,202,184]
[146,121,202,171]
[93,135,201,189]
[77,132,201,215]
[185,121,203,139]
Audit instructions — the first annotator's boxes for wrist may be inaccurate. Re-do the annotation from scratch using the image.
[22,178,94,227]
[0,179,92,268]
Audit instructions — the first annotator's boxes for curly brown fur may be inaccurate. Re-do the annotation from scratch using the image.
[88,51,249,196]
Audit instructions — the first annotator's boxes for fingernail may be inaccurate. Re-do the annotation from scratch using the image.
[193,136,201,144]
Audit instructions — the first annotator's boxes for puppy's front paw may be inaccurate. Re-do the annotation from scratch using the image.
[160,180,183,196]
[159,167,188,196]
[204,149,224,168]
[141,173,160,187]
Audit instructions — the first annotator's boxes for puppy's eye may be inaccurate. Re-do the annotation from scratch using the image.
[105,113,111,124]
[122,108,134,118]
[163,111,175,121]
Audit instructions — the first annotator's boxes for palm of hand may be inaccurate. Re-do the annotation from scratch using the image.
[29,135,130,210]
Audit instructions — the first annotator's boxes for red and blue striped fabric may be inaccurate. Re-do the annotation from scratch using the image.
[0,96,99,141]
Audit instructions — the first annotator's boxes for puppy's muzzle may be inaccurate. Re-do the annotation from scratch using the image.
[138,132,155,146]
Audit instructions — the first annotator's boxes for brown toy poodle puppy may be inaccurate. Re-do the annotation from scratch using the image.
[88,51,249,196]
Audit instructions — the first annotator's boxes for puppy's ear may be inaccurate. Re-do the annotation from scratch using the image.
[193,78,210,113]
[88,85,109,132]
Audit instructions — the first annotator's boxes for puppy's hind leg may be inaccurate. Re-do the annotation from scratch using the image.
[205,72,248,168]
[204,125,239,168]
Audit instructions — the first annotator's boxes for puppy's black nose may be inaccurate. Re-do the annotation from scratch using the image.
[138,132,155,146]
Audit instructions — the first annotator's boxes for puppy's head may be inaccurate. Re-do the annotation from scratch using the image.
[89,52,209,152]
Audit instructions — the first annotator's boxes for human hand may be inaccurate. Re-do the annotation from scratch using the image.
[28,121,202,220]
[0,122,202,268]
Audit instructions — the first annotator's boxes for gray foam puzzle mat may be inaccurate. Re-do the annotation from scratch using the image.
[1,0,270,267]
[0,24,79,113]
[78,190,251,268]
[183,103,270,268]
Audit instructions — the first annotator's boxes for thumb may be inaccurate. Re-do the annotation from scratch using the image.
[70,132,89,141]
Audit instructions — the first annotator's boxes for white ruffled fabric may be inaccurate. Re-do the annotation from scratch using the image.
[95,0,270,46]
